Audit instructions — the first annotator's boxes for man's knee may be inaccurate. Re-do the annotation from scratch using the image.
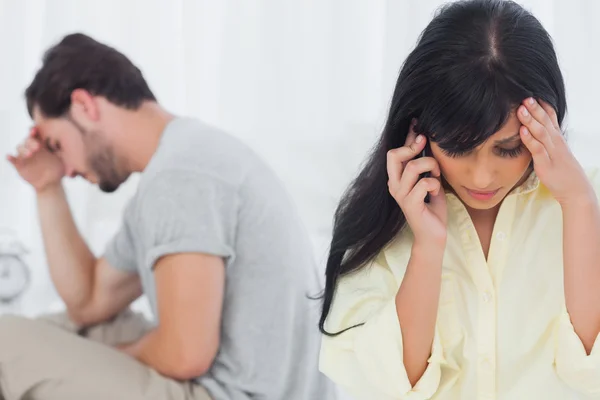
[0,314,41,342]
[0,314,31,329]
[0,315,68,363]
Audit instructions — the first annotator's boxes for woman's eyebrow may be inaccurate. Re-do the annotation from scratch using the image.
[494,133,521,145]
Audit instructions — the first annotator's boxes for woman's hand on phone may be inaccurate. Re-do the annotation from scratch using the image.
[387,120,447,246]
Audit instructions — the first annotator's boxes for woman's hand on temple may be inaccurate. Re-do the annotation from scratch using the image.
[518,98,595,207]
[387,119,448,245]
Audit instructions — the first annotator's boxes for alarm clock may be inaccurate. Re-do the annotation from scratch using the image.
[0,229,30,303]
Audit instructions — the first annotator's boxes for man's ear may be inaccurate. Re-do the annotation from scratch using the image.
[70,89,100,122]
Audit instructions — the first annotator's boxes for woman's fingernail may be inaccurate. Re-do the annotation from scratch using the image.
[528,97,535,105]
[522,127,530,136]
[521,107,529,117]
[416,135,423,143]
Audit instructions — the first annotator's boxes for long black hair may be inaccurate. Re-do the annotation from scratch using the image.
[319,0,567,336]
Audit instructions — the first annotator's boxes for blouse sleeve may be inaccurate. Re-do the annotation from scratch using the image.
[319,255,446,399]
[554,309,600,396]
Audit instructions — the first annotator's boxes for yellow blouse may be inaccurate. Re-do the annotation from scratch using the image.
[320,168,600,399]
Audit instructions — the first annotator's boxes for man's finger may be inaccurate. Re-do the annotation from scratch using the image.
[26,137,40,152]
[17,144,29,157]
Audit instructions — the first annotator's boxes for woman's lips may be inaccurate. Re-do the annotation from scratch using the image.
[465,187,500,201]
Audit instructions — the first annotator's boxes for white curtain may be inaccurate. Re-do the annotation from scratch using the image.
[0,0,599,317]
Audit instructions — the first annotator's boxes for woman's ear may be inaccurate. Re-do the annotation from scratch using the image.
[412,117,422,134]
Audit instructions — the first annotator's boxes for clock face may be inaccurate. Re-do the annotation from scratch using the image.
[0,255,29,302]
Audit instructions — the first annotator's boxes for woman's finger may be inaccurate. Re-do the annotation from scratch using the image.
[396,157,441,200]
[518,104,554,155]
[538,100,560,131]
[404,119,418,146]
[520,125,550,169]
[523,98,556,134]
[405,177,441,209]
[387,135,427,188]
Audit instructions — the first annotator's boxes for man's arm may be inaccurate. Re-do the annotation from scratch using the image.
[37,184,142,326]
[120,252,225,380]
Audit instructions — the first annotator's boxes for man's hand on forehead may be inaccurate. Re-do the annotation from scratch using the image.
[29,126,43,144]
[31,126,54,153]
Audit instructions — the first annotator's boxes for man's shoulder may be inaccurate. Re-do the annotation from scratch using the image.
[146,117,262,183]
[160,117,250,158]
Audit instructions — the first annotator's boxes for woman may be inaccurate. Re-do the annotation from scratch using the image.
[318,0,600,399]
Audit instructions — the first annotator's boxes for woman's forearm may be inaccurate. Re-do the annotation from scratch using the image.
[562,196,600,353]
[396,241,444,386]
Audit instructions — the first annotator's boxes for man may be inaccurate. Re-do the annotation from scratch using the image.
[2,33,334,400]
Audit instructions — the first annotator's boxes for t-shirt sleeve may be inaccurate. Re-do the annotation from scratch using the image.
[103,201,139,273]
[138,170,238,270]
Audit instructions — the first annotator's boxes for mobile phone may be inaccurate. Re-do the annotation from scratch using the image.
[419,142,432,203]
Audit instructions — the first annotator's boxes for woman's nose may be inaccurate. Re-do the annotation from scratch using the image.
[471,162,495,190]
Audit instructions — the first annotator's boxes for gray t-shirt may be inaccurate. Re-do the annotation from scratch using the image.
[104,117,334,400]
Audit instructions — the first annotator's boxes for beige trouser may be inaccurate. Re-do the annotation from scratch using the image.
[0,310,212,400]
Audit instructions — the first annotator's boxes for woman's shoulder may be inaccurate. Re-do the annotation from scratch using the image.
[522,166,600,203]
[377,229,415,276]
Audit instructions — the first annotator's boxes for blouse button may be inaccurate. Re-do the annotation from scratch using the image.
[483,291,493,303]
